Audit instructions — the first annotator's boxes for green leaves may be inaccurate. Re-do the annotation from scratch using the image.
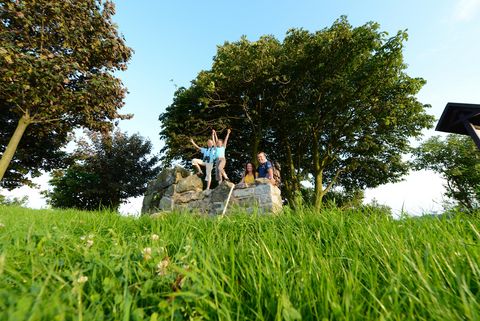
[160,18,433,208]
[413,135,480,212]
[0,0,132,185]
[45,131,159,211]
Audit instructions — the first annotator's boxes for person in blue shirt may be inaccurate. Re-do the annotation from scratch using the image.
[256,151,275,185]
[212,128,231,183]
[190,132,217,190]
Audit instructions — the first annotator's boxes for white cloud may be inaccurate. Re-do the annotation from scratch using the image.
[454,0,480,21]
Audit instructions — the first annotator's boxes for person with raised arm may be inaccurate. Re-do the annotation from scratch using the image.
[212,128,231,184]
[190,131,217,190]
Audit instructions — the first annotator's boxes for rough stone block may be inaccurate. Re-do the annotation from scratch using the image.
[164,184,176,197]
[174,191,205,204]
[141,193,154,214]
[176,175,203,193]
[174,166,190,182]
[158,196,174,211]
[154,168,177,189]
[150,167,190,190]
[271,186,281,196]
[185,200,208,212]
[254,183,273,195]
[274,194,282,202]
[255,178,271,185]
[209,202,225,215]
[233,187,255,198]
[256,194,272,205]
[142,167,192,214]
[211,181,235,202]
[237,196,258,207]
[272,203,283,213]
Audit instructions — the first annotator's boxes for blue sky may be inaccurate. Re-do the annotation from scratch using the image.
[5,0,480,214]
[113,0,480,147]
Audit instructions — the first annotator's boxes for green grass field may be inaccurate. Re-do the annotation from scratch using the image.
[0,205,479,320]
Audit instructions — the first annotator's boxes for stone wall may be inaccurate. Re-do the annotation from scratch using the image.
[142,167,282,215]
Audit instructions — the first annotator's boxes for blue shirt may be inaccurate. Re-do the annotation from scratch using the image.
[200,147,216,163]
[257,161,272,178]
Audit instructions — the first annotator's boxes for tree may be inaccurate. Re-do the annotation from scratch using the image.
[0,193,28,206]
[45,131,159,211]
[279,19,434,209]
[0,99,71,189]
[413,135,480,212]
[0,0,132,183]
[159,17,434,209]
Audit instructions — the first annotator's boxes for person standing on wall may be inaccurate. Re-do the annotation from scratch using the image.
[190,131,217,190]
[212,128,231,184]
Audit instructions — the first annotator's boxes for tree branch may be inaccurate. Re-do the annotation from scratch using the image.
[323,167,344,195]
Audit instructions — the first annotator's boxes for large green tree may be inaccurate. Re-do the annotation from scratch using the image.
[279,20,434,209]
[0,0,132,183]
[0,99,70,189]
[413,135,480,212]
[46,131,159,211]
[159,18,434,209]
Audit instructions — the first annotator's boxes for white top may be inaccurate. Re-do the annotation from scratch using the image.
[216,146,226,158]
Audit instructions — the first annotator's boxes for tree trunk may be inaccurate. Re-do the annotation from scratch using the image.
[251,134,260,165]
[314,171,325,210]
[312,130,324,210]
[0,114,31,182]
[284,141,302,207]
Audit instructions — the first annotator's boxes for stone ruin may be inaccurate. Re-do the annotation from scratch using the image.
[141,166,283,215]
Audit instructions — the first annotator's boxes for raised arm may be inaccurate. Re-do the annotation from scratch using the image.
[224,129,231,147]
[190,138,201,151]
[212,129,217,144]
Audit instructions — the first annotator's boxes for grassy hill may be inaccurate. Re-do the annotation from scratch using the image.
[0,206,479,320]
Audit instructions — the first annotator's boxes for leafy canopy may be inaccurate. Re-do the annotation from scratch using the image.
[159,17,434,208]
[45,131,159,211]
[0,0,132,184]
[413,135,480,212]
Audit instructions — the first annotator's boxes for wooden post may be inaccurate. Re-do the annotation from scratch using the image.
[221,184,235,215]
[463,119,480,150]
